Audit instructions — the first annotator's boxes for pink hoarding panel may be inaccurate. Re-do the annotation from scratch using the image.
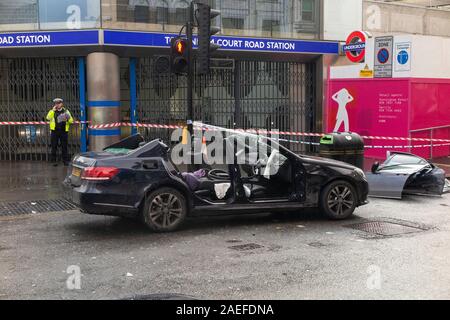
[326,79,410,158]
[410,80,450,158]
[410,80,450,129]
[410,83,439,130]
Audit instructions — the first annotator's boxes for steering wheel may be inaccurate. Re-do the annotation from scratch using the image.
[208,169,230,180]
[252,159,263,175]
[252,153,270,175]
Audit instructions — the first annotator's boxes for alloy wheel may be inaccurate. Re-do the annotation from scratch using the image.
[327,185,355,216]
[148,193,183,229]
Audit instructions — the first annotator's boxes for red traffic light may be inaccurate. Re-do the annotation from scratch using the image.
[177,41,184,54]
[172,38,186,55]
[170,37,188,74]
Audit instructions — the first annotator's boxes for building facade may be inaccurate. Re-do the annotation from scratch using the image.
[325,0,450,160]
[2,0,447,161]
[0,0,340,160]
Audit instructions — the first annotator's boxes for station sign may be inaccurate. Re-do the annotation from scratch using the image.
[0,29,340,56]
[343,31,367,63]
[0,30,99,47]
[103,30,340,55]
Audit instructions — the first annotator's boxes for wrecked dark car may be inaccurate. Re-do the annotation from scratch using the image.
[366,151,449,199]
[63,131,369,232]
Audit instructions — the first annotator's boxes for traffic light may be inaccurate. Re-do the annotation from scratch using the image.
[170,37,188,74]
[154,55,170,74]
[196,3,220,75]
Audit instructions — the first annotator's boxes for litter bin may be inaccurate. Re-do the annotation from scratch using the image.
[319,132,364,169]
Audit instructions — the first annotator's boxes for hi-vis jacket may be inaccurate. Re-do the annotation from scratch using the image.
[46,108,74,132]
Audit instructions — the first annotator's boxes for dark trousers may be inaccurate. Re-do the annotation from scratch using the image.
[50,130,68,162]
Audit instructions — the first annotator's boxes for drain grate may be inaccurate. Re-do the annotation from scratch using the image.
[122,293,197,300]
[308,241,328,248]
[0,199,77,216]
[345,218,431,236]
[226,239,242,244]
[229,243,264,251]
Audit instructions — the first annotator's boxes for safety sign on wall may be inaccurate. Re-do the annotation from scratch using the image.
[374,36,393,78]
[394,42,411,72]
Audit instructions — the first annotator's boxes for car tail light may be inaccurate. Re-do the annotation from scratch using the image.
[81,167,119,181]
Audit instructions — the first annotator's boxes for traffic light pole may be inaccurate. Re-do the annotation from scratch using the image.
[182,1,219,168]
[186,1,195,170]
[186,1,194,137]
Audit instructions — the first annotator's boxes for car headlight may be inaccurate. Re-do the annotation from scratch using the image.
[354,168,366,179]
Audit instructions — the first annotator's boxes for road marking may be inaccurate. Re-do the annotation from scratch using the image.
[0,215,32,222]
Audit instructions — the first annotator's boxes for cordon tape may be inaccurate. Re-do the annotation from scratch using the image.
[1,121,450,149]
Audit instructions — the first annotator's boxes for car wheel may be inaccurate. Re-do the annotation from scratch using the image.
[320,180,357,220]
[142,187,187,232]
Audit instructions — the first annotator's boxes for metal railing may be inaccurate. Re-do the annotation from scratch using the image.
[409,124,450,159]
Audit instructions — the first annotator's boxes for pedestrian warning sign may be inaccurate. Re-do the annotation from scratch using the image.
[360,64,374,78]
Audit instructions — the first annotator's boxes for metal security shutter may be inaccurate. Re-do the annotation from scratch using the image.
[0,58,80,161]
[136,58,316,153]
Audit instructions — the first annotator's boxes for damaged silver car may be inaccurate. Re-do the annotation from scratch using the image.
[366,152,449,199]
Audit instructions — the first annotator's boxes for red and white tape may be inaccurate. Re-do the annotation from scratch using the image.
[89,122,122,129]
[2,120,450,144]
[0,121,87,126]
[365,143,450,149]
[84,122,182,129]
[194,126,450,143]
[279,138,450,149]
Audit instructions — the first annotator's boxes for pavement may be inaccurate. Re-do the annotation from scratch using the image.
[0,161,67,202]
[1,160,450,300]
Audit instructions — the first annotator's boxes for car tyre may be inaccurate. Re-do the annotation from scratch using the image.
[142,187,187,232]
[320,180,357,220]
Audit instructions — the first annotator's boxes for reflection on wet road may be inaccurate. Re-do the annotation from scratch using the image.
[0,161,67,202]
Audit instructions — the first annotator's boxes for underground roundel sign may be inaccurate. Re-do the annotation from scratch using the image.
[343,31,367,63]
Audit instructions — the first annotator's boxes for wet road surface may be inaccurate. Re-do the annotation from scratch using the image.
[0,161,67,202]
[1,193,449,300]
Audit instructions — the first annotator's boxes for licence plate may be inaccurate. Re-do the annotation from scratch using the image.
[72,167,81,177]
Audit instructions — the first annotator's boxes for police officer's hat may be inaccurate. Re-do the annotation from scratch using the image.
[53,98,64,103]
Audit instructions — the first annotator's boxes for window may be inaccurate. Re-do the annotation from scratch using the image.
[155,0,168,24]
[134,5,150,23]
[301,0,314,22]
[0,1,38,25]
[222,17,244,30]
[156,6,168,24]
[39,0,100,29]
[262,20,280,32]
[173,1,189,25]
[383,153,428,167]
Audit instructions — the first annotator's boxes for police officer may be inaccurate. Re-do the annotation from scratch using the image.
[46,98,74,166]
